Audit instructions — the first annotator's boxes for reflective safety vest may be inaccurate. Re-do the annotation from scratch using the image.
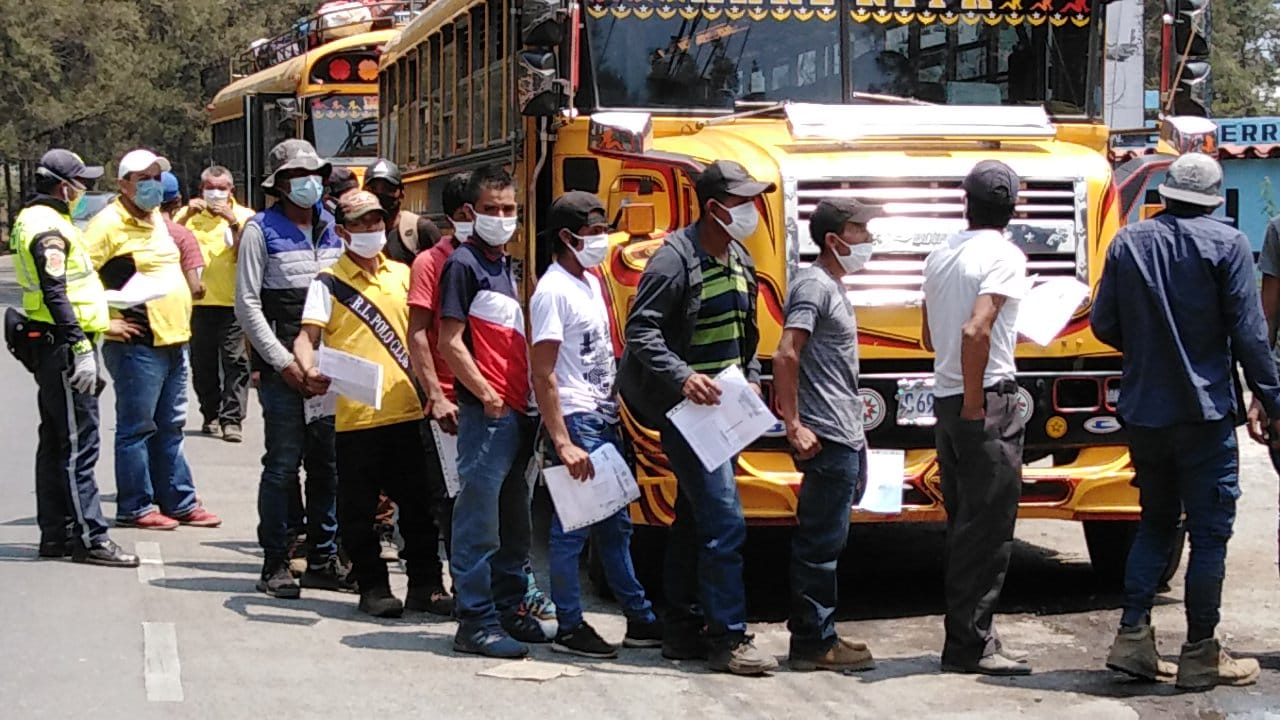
[11,202,110,335]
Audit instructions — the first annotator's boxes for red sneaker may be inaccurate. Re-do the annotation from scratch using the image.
[118,511,179,531]
[175,507,222,528]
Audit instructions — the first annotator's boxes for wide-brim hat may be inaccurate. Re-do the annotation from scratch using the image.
[262,139,332,191]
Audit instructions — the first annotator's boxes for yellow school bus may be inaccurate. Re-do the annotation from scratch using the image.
[379,0,1209,580]
[209,2,419,208]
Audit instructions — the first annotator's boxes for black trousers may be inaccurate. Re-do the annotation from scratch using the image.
[33,342,110,549]
[190,306,250,427]
[934,385,1025,667]
[335,421,446,593]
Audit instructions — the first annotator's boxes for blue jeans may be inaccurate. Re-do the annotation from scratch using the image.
[1121,418,1239,641]
[548,412,656,631]
[660,423,748,648]
[257,371,338,564]
[101,342,198,520]
[453,402,534,630]
[789,441,866,657]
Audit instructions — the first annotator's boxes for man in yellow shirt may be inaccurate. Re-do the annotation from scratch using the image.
[294,190,452,619]
[177,166,256,442]
[85,148,222,531]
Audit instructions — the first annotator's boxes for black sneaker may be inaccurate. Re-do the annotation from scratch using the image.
[257,561,301,599]
[405,586,456,617]
[623,616,664,649]
[71,539,140,568]
[300,556,357,593]
[38,538,72,559]
[553,621,618,659]
[502,608,551,644]
[662,625,710,660]
[358,587,404,618]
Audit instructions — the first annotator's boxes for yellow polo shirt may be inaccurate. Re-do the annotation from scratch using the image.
[179,201,256,307]
[301,253,423,432]
[84,200,192,347]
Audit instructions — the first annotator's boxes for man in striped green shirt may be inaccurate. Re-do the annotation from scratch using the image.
[687,248,752,374]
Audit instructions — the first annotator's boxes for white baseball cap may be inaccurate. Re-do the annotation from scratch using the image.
[117,149,172,180]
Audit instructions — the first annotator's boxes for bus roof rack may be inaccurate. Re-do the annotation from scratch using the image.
[235,1,421,77]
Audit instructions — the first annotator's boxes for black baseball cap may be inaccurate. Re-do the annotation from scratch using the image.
[546,191,609,237]
[962,160,1020,206]
[809,199,885,243]
[364,158,403,188]
[38,149,104,186]
[328,167,359,197]
[695,160,776,204]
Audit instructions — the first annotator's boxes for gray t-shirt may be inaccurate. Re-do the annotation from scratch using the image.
[783,265,865,450]
[1258,215,1280,361]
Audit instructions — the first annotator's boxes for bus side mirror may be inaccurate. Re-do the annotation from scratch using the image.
[1157,115,1217,156]
[521,0,565,47]
[619,204,656,237]
[516,51,563,117]
[588,112,654,156]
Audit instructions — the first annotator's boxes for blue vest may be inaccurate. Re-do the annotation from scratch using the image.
[250,203,343,371]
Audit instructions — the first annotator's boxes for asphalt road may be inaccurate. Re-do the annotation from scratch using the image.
[1,255,1279,719]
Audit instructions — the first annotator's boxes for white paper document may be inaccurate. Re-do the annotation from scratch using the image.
[666,364,776,473]
[430,420,461,498]
[317,346,383,410]
[542,444,641,532]
[104,272,181,309]
[303,391,337,424]
[1015,277,1091,347]
[856,449,905,515]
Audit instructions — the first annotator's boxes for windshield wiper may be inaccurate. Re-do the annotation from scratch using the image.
[850,91,934,106]
[696,101,790,129]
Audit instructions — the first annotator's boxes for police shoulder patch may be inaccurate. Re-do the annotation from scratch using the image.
[44,249,66,278]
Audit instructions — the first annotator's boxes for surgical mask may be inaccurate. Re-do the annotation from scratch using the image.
[569,233,609,268]
[63,185,86,217]
[712,200,759,242]
[203,189,230,206]
[451,221,473,243]
[346,230,386,259]
[287,176,324,208]
[133,179,164,212]
[836,241,875,274]
[473,211,517,247]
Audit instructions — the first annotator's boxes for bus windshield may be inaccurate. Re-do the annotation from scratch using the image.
[584,0,1100,116]
[307,94,380,159]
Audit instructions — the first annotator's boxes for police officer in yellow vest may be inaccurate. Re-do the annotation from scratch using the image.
[10,149,139,567]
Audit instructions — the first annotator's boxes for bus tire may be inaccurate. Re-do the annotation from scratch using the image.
[1083,519,1186,588]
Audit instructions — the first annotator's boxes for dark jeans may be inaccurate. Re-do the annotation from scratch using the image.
[335,421,446,592]
[1122,418,1239,642]
[660,423,748,649]
[452,403,535,630]
[548,412,655,631]
[190,306,250,427]
[33,342,110,549]
[372,425,455,562]
[257,371,338,565]
[101,342,198,520]
[935,387,1025,667]
[789,441,867,657]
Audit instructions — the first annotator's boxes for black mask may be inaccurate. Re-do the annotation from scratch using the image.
[375,192,400,216]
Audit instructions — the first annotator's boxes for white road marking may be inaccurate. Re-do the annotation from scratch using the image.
[136,541,164,584]
[142,622,184,702]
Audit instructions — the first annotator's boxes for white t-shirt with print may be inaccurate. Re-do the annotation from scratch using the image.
[922,229,1028,398]
[530,262,619,418]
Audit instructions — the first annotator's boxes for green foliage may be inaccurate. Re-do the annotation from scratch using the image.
[1144,0,1280,117]
[0,0,314,188]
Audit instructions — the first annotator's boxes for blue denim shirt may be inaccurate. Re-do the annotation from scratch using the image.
[1091,210,1280,428]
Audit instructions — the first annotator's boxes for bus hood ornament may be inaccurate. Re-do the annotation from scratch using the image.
[785,103,1057,141]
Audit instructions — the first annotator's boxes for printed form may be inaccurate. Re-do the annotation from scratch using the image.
[667,364,776,472]
[542,443,640,532]
[317,346,383,410]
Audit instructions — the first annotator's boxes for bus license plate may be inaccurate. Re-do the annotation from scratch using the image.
[896,378,936,427]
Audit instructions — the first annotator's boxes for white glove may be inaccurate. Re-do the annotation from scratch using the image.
[68,349,97,395]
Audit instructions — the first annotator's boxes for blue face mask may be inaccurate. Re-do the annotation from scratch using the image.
[287,176,324,209]
[133,179,164,212]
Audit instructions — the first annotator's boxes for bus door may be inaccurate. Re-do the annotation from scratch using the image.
[246,94,304,209]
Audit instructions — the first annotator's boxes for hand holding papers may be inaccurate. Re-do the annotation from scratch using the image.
[430,420,462,498]
[103,272,181,309]
[317,346,383,410]
[667,365,776,472]
[1015,277,1090,347]
[542,444,641,532]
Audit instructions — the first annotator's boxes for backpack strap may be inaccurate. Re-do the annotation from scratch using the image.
[398,211,420,255]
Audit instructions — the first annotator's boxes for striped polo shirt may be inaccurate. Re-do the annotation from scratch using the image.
[687,247,751,374]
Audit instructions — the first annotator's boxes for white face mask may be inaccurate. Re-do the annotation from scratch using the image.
[451,221,473,243]
[569,233,610,268]
[346,230,386,259]
[835,240,875,274]
[203,189,230,206]
[473,212,518,247]
[712,200,759,242]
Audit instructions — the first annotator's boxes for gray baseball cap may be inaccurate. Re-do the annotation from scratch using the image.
[1157,152,1224,208]
[262,139,332,191]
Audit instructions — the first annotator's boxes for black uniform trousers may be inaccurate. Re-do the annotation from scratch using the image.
[190,306,250,427]
[934,383,1026,667]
